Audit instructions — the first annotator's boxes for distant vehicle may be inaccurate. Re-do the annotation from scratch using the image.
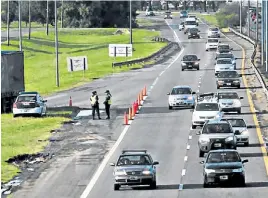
[191,93,223,129]
[12,91,47,118]
[197,120,237,157]
[179,22,185,31]
[215,53,237,69]
[218,91,243,114]
[146,9,155,16]
[216,44,233,55]
[208,27,221,38]
[214,58,235,76]
[221,117,250,146]
[181,54,200,71]
[184,18,197,33]
[188,28,200,39]
[206,38,220,51]
[167,85,196,109]
[216,70,242,89]
[188,15,199,25]
[180,10,188,18]
[164,11,172,19]
[200,150,248,187]
[109,150,159,190]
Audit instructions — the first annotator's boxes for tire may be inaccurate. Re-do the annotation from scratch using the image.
[150,180,157,189]
[191,105,195,109]
[237,85,241,89]
[13,114,18,118]
[206,49,208,51]
[182,68,184,71]
[217,85,220,89]
[169,105,172,110]
[237,109,241,114]
[199,150,205,157]
[203,176,209,188]
[197,67,200,70]
[244,142,249,146]
[114,184,120,191]
[192,124,197,129]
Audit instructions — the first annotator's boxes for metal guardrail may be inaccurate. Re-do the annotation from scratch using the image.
[112,41,180,67]
[229,27,268,99]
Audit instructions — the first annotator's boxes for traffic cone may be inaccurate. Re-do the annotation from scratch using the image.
[69,96,72,107]
[124,112,129,125]
[135,100,139,114]
[137,97,141,106]
[128,107,132,120]
[142,86,147,96]
[144,86,147,96]
[132,102,135,117]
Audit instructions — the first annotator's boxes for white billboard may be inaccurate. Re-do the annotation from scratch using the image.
[109,44,133,57]
[67,56,88,72]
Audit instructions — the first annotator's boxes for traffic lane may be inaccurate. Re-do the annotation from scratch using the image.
[1,28,43,42]
[85,19,213,198]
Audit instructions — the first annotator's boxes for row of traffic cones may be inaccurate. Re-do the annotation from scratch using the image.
[124,86,147,125]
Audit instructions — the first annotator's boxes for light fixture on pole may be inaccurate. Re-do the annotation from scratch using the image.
[239,0,242,34]
[55,0,59,87]
[130,0,133,44]
[256,0,259,42]
[247,0,250,37]
[18,0,22,51]
[7,0,10,46]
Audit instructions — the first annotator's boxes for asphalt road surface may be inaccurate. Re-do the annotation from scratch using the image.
[81,16,268,198]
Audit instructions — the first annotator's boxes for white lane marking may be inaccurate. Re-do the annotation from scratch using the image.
[179,184,183,191]
[79,19,185,198]
[198,85,200,88]
[197,90,199,93]
[187,144,190,150]
[184,156,188,162]
[159,70,165,76]
[182,169,186,176]
[189,135,192,140]
[198,81,201,84]
[152,77,159,86]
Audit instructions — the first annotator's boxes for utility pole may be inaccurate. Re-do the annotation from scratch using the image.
[7,0,10,46]
[261,0,264,65]
[28,0,31,40]
[240,0,242,34]
[61,0,63,28]
[248,0,250,37]
[46,0,49,35]
[265,1,268,72]
[256,0,259,42]
[55,0,59,87]
[18,0,22,51]
[130,0,133,44]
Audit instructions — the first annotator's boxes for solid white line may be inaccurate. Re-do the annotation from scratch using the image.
[184,156,188,162]
[179,184,184,191]
[79,18,185,198]
[159,71,165,76]
[189,135,192,140]
[182,169,186,176]
[187,145,190,150]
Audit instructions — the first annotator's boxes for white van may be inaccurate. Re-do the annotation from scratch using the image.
[184,18,197,30]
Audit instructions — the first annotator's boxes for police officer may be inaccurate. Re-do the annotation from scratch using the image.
[90,91,101,120]
[103,90,112,119]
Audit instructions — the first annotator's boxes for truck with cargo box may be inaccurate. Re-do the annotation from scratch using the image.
[1,51,25,113]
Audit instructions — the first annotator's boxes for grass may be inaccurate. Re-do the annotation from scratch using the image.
[196,13,230,32]
[1,113,69,183]
[1,28,166,96]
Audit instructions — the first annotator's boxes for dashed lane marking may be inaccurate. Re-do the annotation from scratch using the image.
[187,144,190,150]
[179,184,183,191]
[184,156,188,162]
[181,169,186,176]
[189,135,192,140]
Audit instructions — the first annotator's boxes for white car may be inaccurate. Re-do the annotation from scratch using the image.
[214,58,235,76]
[218,91,243,114]
[12,91,47,117]
[179,22,185,31]
[205,38,220,51]
[146,10,154,16]
[221,117,250,146]
[208,27,221,38]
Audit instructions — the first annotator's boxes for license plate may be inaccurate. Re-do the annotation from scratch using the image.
[24,109,28,112]
[214,143,221,147]
[129,177,138,180]
[227,83,231,85]
[188,66,192,68]
[220,175,228,180]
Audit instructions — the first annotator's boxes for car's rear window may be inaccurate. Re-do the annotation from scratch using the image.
[183,55,198,61]
[210,28,219,31]
[217,54,234,59]
[219,45,230,50]
[203,123,232,134]
[218,71,239,78]
[117,155,152,166]
[227,119,246,127]
[196,103,219,111]
[218,92,239,99]
[171,88,191,95]
[17,95,37,102]
[217,59,232,64]
[207,151,240,163]
[190,28,198,33]
[208,39,218,43]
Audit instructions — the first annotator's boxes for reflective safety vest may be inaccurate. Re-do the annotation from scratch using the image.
[90,95,97,105]
[107,95,112,105]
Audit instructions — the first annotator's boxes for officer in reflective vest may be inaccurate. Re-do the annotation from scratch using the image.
[103,90,112,119]
[90,91,101,120]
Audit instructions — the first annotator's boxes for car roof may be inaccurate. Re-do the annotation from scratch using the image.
[120,153,149,156]
[208,149,238,153]
[216,58,232,61]
[218,70,238,73]
[206,119,229,124]
[183,54,197,57]
[218,90,237,93]
[173,85,191,89]
[218,43,230,46]
[217,53,233,56]
[221,117,245,120]
[208,38,219,40]
[186,18,196,21]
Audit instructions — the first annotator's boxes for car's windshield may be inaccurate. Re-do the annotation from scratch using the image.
[183,55,198,61]
[190,28,198,33]
[171,87,191,95]
[219,45,230,50]
[202,123,232,134]
[207,152,240,163]
[227,119,246,127]
[208,39,218,43]
[210,28,219,31]
[196,103,219,111]
[180,22,184,25]
[181,11,187,14]
[17,95,37,102]
[218,92,239,99]
[217,54,234,59]
[185,21,196,25]
[189,16,196,18]
[218,71,239,78]
[117,155,152,166]
[217,59,232,64]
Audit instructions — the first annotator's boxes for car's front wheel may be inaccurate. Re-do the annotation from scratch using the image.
[114,184,120,191]
[192,124,196,129]
[237,109,241,114]
[203,176,209,188]
[197,66,200,70]
[199,149,205,157]
[169,105,172,110]
[150,180,157,189]
[217,85,220,89]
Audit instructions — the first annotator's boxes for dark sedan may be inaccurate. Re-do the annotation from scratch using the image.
[188,28,200,39]
[200,150,248,187]
[216,70,242,89]
[181,54,200,71]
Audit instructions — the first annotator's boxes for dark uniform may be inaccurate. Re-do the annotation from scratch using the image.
[103,90,112,119]
[90,91,101,120]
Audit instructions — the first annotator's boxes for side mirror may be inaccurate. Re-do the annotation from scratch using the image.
[214,63,216,65]
[153,161,159,165]
[240,96,244,99]
[192,91,196,94]
[247,125,253,128]
[215,57,217,60]
[239,74,242,77]
[199,161,204,164]
[219,41,221,43]
[43,100,48,102]
[198,58,201,61]
[230,48,233,50]
[167,92,170,95]
[196,131,201,135]
[235,130,240,135]
[109,162,115,166]
[242,159,249,164]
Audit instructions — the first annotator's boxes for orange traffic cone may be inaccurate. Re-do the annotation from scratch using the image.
[144,86,147,96]
[137,97,141,106]
[135,100,139,114]
[128,107,133,120]
[69,96,72,107]
[124,112,129,125]
[132,102,135,117]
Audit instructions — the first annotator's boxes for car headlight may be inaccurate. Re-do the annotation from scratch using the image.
[142,170,152,175]
[194,62,199,65]
[205,169,215,174]
[232,168,243,173]
[225,136,234,142]
[182,62,186,65]
[241,130,249,136]
[200,137,210,144]
[215,114,221,119]
[233,80,240,83]
[218,80,224,83]
[114,170,127,176]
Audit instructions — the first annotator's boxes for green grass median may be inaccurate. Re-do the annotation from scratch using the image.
[2,28,166,96]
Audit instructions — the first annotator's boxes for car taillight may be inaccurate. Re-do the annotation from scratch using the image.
[13,103,17,108]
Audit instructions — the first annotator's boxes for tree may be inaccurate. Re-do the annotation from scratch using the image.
[1,1,18,25]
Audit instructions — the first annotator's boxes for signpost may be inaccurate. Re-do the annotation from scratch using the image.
[67,56,88,78]
[109,44,133,57]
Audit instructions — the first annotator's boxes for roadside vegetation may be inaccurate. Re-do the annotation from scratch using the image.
[1,28,166,96]
[1,21,48,30]
[1,112,70,183]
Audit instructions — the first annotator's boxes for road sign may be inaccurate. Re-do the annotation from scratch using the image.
[109,44,133,57]
[67,56,88,72]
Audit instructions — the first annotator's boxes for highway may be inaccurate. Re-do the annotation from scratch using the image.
[80,15,268,198]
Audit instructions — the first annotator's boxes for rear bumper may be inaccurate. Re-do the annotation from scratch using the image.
[217,81,240,87]
[114,175,154,185]
[188,35,200,38]
[221,107,241,112]
[13,107,42,115]
[199,141,236,152]
[169,101,195,107]
[182,64,199,69]
[206,172,244,184]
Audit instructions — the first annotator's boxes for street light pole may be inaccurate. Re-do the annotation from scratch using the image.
[130,0,133,44]
[55,0,59,87]
[248,0,250,37]
[28,0,31,40]
[265,1,268,72]
[7,0,10,46]
[18,0,22,51]
[46,0,49,35]
[61,0,63,28]
[240,0,242,34]
[256,0,259,41]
